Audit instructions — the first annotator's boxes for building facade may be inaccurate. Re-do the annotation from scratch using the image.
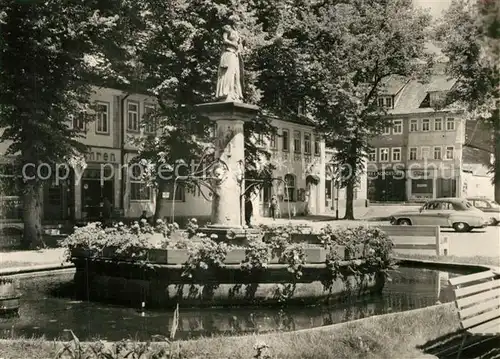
[367,75,493,202]
[2,87,350,222]
[159,117,329,223]
[0,86,157,221]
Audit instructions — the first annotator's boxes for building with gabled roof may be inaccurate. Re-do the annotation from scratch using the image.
[367,70,493,202]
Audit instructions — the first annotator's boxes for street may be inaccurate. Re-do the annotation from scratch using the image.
[440,225,500,258]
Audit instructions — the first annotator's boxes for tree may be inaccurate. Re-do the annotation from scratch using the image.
[133,0,279,221]
[299,0,431,219]
[436,0,500,203]
[0,0,141,248]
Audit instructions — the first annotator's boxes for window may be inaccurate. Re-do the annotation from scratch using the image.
[378,98,384,107]
[143,105,156,134]
[474,200,489,209]
[304,133,311,154]
[127,102,139,132]
[446,118,455,130]
[95,102,109,134]
[368,148,377,162]
[421,146,430,160]
[129,163,151,201]
[392,148,402,162]
[380,148,389,162]
[163,183,185,201]
[293,131,301,153]
[385,97,393,108]
[410,119,418,132]
[257,133,265,146]
[314,136,320,155]
[445,146,454,160]
[130,182,151,201]
[434,118,442,131]
[393,120,403,134]
[282,129,289,151]
[284,174,296,202]
[270,134,277,149]
[422,119,430,131]
[382,126,391,135]
[433,146,442,160]
[409,147,417,160]
[71,113,85,131]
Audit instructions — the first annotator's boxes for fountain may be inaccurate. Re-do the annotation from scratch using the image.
[0,277,20,316]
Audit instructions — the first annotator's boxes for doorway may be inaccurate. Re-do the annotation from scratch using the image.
[81,168,114,220]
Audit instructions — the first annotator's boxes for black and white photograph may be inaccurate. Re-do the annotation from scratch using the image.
[0,0,499,358]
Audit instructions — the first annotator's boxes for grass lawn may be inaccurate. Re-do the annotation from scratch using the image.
[0,304,460,359]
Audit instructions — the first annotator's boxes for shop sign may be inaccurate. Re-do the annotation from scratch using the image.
[85,148,120,163]
[410,169,432,178]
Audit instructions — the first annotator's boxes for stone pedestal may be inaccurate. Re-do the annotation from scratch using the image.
[196,101,261,243]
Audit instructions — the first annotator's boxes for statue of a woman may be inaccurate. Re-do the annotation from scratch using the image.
[216,14,244,102]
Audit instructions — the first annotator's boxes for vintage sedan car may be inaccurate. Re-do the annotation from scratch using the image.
[467,197,500,225]
[390,198,490,232]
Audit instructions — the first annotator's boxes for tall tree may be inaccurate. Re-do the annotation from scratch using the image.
[0,0,140,248]
[436,0,500,203]
[301,0,431,219]
[134,0,278,221]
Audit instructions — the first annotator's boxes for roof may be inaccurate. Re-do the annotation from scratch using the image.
[426,75,456,92]
[379,75,408,95]
[388,74,458,115]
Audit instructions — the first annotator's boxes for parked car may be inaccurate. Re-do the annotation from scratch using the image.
[466,197,500,226]
[390,198,490,232]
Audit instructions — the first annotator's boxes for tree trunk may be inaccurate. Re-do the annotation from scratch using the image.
[22,183,45,249]
[343,143,358,220]
[344,180,355,220]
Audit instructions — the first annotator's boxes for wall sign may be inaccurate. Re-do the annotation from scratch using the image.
[85,148,120,163]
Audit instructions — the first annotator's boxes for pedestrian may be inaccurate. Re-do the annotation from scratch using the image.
[139,210,149,226]
[101,197,112,227]
[269,195,278,221]
[244,194,253,227]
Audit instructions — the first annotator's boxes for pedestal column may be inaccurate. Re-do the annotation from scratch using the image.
[211,118,245,226]
[196,101,261,242]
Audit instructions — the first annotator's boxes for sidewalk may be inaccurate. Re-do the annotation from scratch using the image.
[0,248,66,270]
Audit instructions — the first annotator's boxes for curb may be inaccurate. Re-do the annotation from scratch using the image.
[395,257,500,274]
[0,263,75,277]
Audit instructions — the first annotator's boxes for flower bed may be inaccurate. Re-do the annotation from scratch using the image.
[63,219,395,307]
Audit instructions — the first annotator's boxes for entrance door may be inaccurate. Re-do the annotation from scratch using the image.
[81,180,114,220]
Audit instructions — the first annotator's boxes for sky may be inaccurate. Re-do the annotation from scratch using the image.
[414,0,453,18]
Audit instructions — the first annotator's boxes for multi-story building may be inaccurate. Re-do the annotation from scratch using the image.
[367,75,493,202]
[1,86,338,223]
[0,86,157,221]
[163,116,328,223]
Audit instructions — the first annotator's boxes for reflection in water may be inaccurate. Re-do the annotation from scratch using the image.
[0,267,463,341]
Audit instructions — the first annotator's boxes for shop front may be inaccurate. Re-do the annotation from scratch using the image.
[74,147,121,221]
[367,167,406,202]
[408,169,434,201]
[407,167,459,200]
